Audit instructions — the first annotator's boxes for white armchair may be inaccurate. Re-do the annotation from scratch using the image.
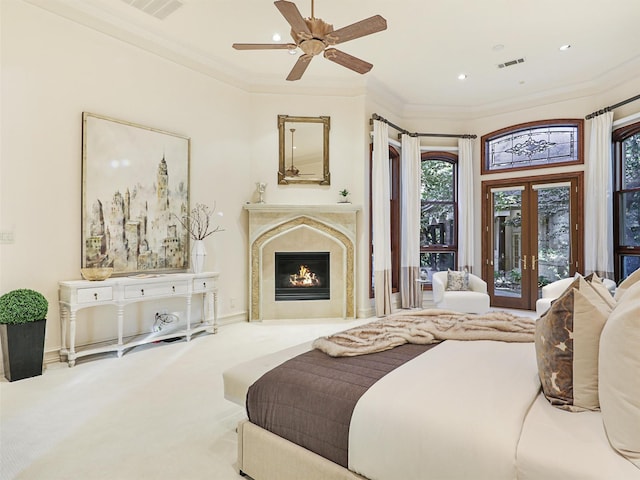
[431,271,490,314]
[535,275,616,316]
[535,277,576,317]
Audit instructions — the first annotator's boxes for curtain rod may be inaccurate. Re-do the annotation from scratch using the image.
[585,93,640,120]
[370,113,477,139]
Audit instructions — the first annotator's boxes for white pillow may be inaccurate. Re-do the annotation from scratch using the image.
[613,267,640,301]
[599,280,640,468]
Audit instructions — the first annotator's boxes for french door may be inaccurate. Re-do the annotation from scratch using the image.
[482,173,583,310]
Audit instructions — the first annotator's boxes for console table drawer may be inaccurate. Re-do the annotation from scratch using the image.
[124,281,188,299]
[77,286,113,304]
[193,276,215,293]
[59,272,218,367]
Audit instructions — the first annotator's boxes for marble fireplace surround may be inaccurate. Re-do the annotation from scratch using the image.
[244,204,360,321]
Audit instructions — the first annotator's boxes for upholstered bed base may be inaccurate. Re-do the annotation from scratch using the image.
[237,419,366,480]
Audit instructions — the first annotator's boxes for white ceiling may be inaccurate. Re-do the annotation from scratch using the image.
[26,0,640,117]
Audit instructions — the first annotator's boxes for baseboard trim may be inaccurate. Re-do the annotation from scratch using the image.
[43,311,249,366]
[217,311,248,326]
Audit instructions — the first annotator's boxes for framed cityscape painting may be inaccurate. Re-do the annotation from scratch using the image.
[81,112,190,275]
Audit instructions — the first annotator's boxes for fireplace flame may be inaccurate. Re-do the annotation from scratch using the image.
[289,264,321,287]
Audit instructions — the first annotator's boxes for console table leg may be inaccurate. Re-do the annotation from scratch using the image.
[211,289,218,334]
[117,305,125,358]
[185,295,193,341]
[59,303,68,357]
[68,309,77,367]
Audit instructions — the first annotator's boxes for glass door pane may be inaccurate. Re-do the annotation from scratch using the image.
[492,188,523,299]
[535,183,571,294]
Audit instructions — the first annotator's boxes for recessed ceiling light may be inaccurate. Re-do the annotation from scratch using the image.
[458,73,467,80]
[272,33,281,42]
[492,44,504,52]
[559,44,571,51]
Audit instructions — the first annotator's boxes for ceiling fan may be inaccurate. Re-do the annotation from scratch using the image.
[232,0,387,81]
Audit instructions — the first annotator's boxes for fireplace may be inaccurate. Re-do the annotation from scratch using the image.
[244,203,359,320]
[275,252,330,301]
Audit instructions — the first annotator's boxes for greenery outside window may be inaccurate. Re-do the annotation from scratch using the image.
[420,152,458,286]
[613,121,640,281]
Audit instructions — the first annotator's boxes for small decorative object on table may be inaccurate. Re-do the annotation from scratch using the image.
[338,189,350,203]
[256,182,267,203]
[80,267,114,281]
[175,203,224,273]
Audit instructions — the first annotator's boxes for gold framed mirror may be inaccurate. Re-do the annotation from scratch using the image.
[278,115,330,185]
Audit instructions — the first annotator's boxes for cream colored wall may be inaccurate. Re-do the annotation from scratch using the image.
[0,0,255,358]
[363,79,640,309]
[1,0,639,365]
[467,76,640,274]
[0,1,373,363]
[249,94,372,317]
[248,94,366,205]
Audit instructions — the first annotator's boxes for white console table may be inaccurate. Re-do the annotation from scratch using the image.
[58,272,218,367]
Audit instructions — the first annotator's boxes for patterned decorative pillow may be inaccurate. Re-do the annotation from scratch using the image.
[446,269,469,291]
[599,280,640,468]
[534,277,612,411]
[613,267,640,301]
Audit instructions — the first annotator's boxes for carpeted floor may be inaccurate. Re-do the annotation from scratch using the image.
[0,318,373,480]
[1,309,534,480]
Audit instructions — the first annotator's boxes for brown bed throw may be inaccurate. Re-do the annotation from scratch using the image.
[313,309,535,357]
[246,343,439,468]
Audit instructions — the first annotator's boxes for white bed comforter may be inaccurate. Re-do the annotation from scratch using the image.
[349,340,541,480]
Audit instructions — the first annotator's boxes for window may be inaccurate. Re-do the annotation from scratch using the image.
[481,119,583,174]
[369,148,459,294]
[369,145,400,298]
[420,152,458,286]
[613,121,640,281]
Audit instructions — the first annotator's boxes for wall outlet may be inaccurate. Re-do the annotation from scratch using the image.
[0,231,15,244]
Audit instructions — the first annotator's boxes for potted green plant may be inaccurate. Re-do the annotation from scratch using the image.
[0,288,48,381]
[338,189,350,203]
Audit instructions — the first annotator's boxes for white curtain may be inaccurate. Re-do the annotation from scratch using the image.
[457,137,475,272]
[372,120,392,316]
[400,134,421,308]
[585,111,614,279]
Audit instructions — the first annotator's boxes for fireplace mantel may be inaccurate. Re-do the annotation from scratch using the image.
[243,203,360,321]
[243,203,361,213]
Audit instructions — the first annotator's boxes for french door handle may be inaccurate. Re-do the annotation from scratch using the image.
[532,256,537,269]
[522,255,527,270]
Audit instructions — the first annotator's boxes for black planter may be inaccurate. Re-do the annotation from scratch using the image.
[0,319,46,382]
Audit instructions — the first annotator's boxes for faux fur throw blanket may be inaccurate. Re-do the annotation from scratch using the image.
[313,309,536,357]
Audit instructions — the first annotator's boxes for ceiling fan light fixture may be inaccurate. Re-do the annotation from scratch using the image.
[232,1,387,80]
[300,38,325,56]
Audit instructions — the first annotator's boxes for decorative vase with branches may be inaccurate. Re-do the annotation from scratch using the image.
[175,203,224,272]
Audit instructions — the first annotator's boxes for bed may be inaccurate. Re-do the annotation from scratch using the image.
[223,281,640,480]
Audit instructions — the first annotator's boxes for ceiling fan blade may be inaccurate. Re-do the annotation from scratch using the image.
[325,15,387,45]
[233,43,297,50]
[324,48,373,74]
[274,1,312,38]
[286,54,313,81]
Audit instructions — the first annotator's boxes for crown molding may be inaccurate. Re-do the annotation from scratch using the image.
[23,0,640,120]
